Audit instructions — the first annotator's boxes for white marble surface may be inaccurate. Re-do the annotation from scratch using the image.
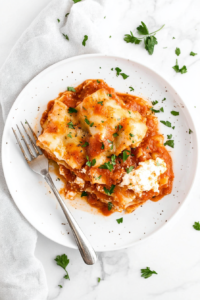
[1,0,200,299]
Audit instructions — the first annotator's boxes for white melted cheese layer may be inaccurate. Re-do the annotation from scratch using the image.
[120,158,167,196]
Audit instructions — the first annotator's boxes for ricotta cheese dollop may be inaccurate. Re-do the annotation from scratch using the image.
[120,158,167,196]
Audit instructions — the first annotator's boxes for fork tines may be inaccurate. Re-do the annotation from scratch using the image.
[12,120,42,162]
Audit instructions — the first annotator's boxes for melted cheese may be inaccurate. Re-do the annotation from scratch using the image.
[120,158,167,195]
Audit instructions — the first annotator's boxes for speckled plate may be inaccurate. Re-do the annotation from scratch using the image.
[2,54,198,251]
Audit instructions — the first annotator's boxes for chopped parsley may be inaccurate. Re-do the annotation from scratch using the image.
[101,143,104,150]
[172,59,187,74]
[82,35,88,46]
[193,222,200,230]
[126,166,134,173]
[141,267,157,279]
[104,185,115,196]
[107,139,113,150]
[116,217,123,224]
[167,134,172,139]
[175,47,181,56]
[99,161,113,172]
[97,80,100,83]
[124,22,164,55]
[108,202,113,211]
[67,87,76,92]
[119,125,123,130]
[190,51,197,56]
[129,86,134,91]
[189,129,193,134]
[81,191,88,197]
[113,133,119,137]
[129,133,134,137]
[172,126,175,130]
[160,120,171,127]
[84,117,94,127]
[68,107,77,113]
[97,278,101,283]
[171,111,179,116]
[150,107,160,113]
[73,0,81,3]
[65,13,69,17]
[98,101,103,106]
[120,73,129,79]
[152,100,158,105]
[82,142,89,147]
[58,285,62,288]
[54,254,70,280]
[164,140,174,148]
[95,175,102,180]
[67,133,72,138]
[115,67,122,76]
[86,156,96,167]
[107,93,112,97]
[63,34,69,40]
[162,97,166,102]
[122,150,130,162]
[160,107,164,112]
[67,121,75,129]
[111,68,113,71]
[57,19,60,23]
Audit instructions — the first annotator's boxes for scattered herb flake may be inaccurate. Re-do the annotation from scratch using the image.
[97,80,100,83]
[167,134,172,139]
[54,254,70,280]
[104,185,115,196]
[101,143,104,150]
[115,67,122,76]
[164,140,174,148]
[81,191,88,197]
[63,34,69,40]
[67,87,76,92]
[144,36,158,55]
[57,19,60,23]
[107,93,112,97]
[129,86,134,91]
[126,166,134,173]
[82,142,89,147]
[137,21,149,35]
[175,47,181,56]
[67,133,72,138]
[68,107,77,113]
[65,13,69,17]
[98,277,101,283]
[160,120,171,127]
[99,161,113,172]
[160,107,164,112]
[98,101,103,106]
[193,222,200,230]
[162,97,166,102]
[189,129,193,134]
[113,133,119,137]
[73,0,81,3]
[171,111,179,116]
[124,31,142,44]
[116,217,123,224]
[82,35,88,46]
[141,267,157,279]
[122,150,130,162]
[152,100,158,105]
[190,51,197,56]
[108,202,113,211]
[120,73,129,79]
[58,285,62,288]
[67,121,75,129]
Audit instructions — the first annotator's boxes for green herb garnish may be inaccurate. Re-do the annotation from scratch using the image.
[81,191,88,197]
[171,111,179,116]
[67,87,76,92]
[68,107,77,113]
[164,140,174,148]
[67,121,75,129]
[141,267,157,279]
[108,202,113,211]
[116,217,123,224]
[54,254,70,280]
[190,51,197,56]
[63,34,69,40]
[175,47,181,56]
[129,86,134,91]
[104,185,115,196]
[82,35,88,46]
[193,222,200,230]
[126,166,134,173]
[160,120,171,127]
[82,142,89,147]
[86,156,96,167]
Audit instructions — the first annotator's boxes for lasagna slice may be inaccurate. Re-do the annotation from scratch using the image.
[37,79,174,215]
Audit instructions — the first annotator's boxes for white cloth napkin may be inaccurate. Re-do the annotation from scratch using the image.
[0,0,130,298]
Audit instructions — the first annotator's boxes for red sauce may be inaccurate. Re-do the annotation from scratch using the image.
[40,79,174,216]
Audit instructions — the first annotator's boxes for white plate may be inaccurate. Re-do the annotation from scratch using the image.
[2,54,198,251]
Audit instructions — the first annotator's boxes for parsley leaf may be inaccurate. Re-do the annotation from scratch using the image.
[164,140,174,148]
[101,143,104,150]
[160,120,171,127]
[116,217,123,224]
[82,142,89,147]
[119,125,123,130]
[108,202,113,211]
[122,150,130,162]
[57,19,60,23]
[120,73,129,80]
[63,34,69,40]
[179,65,187,74]
[189,129,193,134]
[193,222,200,230]
[167,134,172,139]
[97,278,101,283]
[144,36,158,55]
[67,87,76,92]
[107,93,112,97]
[172,59,187,74]
[55,254,70,280]
[141,267,157,279]
[115,67,122,76]
[160,107,164,112]
[124,31,142,44]
[82,35,88,46]
[95,175,102,180]
[175,47,181,56]
[68,107,77,113]
[171,111,179,116]
[58,285,62,288]
[73,0,81,3]
[137,21,149,35]
[67,121,75,129]
[81,191,88,197]
[126,166,134,173]
[86,156,96,167]
[172,59,180,73]
[98,101,103,106]
[129,133,134,137]
[84,117,94,127]
[104,185,115,196]
[107,139,113,150]
[67,133,72,138]
[97,80,100,83]
[99,161,114,172]
[162,97,166,102]
[152,100,158,105]
[190,51,197,56]
[65,13,69,17]
[129,86,134,91]
[113,133,119,137]
[150,107,160,113]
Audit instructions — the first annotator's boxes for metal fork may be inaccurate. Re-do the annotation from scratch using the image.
[12,120,97,265]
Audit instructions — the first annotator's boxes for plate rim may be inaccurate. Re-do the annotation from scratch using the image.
[1,53,198,251]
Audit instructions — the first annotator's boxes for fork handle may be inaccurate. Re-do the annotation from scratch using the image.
[44,172,98,265]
